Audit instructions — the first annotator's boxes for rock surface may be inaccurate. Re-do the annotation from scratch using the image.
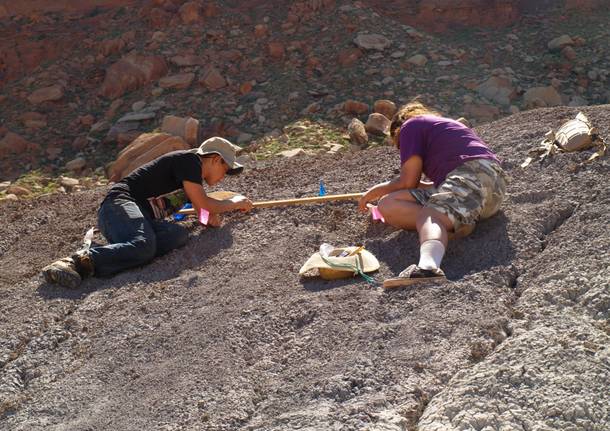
[0,106,608,430]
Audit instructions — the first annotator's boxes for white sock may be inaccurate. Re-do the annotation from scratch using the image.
[418,240,445,270]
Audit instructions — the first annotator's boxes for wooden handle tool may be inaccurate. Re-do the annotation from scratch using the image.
[177,192,364,215]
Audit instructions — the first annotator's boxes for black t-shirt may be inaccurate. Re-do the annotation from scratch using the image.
[106,150,202,216]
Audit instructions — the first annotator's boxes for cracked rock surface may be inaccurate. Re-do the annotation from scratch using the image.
[0,105,608,430]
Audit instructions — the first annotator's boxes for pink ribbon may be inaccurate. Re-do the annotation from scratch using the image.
[199,208,210,225]
[369,205,385,223]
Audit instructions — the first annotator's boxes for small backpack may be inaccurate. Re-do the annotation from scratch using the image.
[555,112,595,152]
[522,112,606,168]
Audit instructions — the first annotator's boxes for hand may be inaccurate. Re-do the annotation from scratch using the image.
[208,213,222,227]
[358,189,378,213]
[230,195,253,212]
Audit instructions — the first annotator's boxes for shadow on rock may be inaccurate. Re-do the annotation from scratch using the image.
[301,275,374,292]
[36,224,235,300]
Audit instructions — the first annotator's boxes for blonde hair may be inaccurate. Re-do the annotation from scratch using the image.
[389,101,440,147]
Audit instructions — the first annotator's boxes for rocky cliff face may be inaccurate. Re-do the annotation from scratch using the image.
[0,0,136,18]
[363,0,603,32]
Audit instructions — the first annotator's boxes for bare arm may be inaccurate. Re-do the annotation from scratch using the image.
[182,181,251,217]
[358,155,423,211]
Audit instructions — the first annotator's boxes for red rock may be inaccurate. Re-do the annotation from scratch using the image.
[288,0,336,22]
[365,113,391,136]
[117,131,142,148]
[523,86,562,108]
[203,3,219,17]
[66,157,87,172]
[27,84,64,104]
[343,100,369,115]
[0,132,31,157]
[46,147,62,160]
[337,48,362,67]
[268,42,285,60]
[7,185,30,196]
[254,24,269,38]
[199,67,226,91]
[159,73,195,89]
[147,8,172,28]
[366,0,519,33]
[72,136,88,150]
[20,112,47,129]
[562,46,577,61]
[373,100,397,119]
[0,36,62,86]
[105,99,124,120]
[464,103,500,123]
[2,1,143,17]
[170,54,202,67]
[220,49,242,62]
[99,54,168,99]
[108,133,190,181]
[239,82,253,95]
[161,115,200,146]
[122,30,136,44]
[179,1,201,24]
[306,56,321,68]
[99,37,126,57]
[348,118,368,148]
[79,115,95,126]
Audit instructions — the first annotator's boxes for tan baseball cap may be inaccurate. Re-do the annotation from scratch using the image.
[193,136,243,175]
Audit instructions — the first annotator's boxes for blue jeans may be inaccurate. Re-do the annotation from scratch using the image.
[90,196,189,277]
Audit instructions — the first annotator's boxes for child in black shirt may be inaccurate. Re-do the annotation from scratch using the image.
[42,137,252,288]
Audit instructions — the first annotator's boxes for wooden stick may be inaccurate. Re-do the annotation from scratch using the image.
[177,192,364,215]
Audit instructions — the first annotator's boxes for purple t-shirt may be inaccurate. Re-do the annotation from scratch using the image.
[399,115,499,186]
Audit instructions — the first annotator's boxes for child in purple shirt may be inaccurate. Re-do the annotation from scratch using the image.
[359,102,507,287]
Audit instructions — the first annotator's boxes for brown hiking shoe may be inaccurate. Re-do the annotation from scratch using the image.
[41,250,94,289]
[383,264,446,289]
[42,257,82,288]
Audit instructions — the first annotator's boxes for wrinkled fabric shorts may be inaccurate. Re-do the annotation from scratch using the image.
[410,158,507,234]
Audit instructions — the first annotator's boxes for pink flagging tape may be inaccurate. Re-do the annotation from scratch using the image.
[369,205,385,223]
[199,208,210,225]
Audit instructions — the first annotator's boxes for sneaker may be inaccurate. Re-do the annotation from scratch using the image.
[41,250,94,289]
[42,257,82,288]
[383,264,446,288]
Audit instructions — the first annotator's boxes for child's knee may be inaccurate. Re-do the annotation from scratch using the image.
[133,236,157,262]
[173,228,189,248]
[377,194,394,216]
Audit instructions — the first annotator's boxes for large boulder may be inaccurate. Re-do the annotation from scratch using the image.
[27,84,64,104]
[347,118,368,149]
[365,113,391,136]
[343,100,369,115]
[463,103,500,124]
[374,100,397,119]
[0,132,33,158]
[99,54,168,99]
[161,115,200,146]
[107,132,190,181]
[523,86,562,108]
[477,76,516,106]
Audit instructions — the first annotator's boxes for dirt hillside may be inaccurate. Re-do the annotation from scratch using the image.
[1,105,608,430]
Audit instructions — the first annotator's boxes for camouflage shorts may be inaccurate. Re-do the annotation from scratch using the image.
[410,158,507,233]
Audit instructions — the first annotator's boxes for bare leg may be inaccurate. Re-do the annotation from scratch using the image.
[382,201,456,287]
[377,190,422,230]
[416,207,454,248]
